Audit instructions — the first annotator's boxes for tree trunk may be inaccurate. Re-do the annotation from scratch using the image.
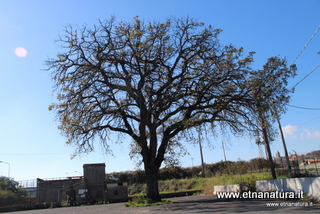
[262,128,277,179]
[257,102,277,179]
[145,165,161,202]
[260,119,277,179]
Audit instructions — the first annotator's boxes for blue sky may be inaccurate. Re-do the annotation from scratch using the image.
[0,0,319,181]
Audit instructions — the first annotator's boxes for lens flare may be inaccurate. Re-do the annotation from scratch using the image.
[15,47,28,57]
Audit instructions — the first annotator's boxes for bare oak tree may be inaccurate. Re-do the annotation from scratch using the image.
[47,17,261,201]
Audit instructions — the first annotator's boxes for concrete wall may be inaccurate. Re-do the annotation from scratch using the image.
[106,183,128,202]
[256,177,320,199]
[299,163,320,170]
[37,177,85,204]
[213,184,241,195]
[36,163,128,204]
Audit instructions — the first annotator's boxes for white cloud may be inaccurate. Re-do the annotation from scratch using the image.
[301,129,320,140]
[282,124,298,136]
[282,125,320,141]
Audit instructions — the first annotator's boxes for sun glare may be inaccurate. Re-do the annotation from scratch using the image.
[15,47,28,57]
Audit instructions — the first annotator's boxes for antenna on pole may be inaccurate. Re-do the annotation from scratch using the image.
[258,144,264,158]
[222,141,227,162]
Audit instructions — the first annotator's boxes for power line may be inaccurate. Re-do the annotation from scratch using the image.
[288,104,320,110]
[297,115,320,127]
[282,115,320,131]
[290,64,320,90]
[289,26,320,90]
[0,153,70,156]
[261,26,320,98]
[290,26,320,65]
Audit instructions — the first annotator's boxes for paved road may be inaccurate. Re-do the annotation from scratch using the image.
[4,195,319,214]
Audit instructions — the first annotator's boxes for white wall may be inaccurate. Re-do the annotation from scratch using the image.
[213,184,241,195]
[256,177,320,199]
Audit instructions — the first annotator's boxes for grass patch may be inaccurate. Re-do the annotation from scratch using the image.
[128,171,290,196]
[125,197,179,207]
[158,178,200,192]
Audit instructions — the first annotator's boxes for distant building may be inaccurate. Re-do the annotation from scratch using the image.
[36,163,128,204]
[275,151,281,159]
[299,158,320,167]
[289,154,300,161]
[302,159,319,164]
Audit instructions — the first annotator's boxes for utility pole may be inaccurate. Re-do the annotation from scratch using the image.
[198,131,205,175]
[276,116,293,178]
[257,105,277,179]
[314,156,319,176]
[268,97,293,178]
[293,150,300,174]
[261,124,277,179]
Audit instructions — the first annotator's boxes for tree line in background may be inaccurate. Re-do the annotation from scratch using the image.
[106,157,271,184]
[109,149,319,186]
[304,150,320,159]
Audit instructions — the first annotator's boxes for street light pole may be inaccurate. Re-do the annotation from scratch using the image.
[0,161,10,178]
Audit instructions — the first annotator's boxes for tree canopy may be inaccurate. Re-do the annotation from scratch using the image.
[47,16,295,201]
[248,57,296,178]
[0,177,27,207]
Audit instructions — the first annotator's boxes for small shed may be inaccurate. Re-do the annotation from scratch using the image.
[106,182,128,202]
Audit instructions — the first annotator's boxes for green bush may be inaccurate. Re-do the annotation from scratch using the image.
[128,172,278,196]
[0,190,17,206]
[107,158,279,186]
[128,183,146,195]
[0,176,27,207]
